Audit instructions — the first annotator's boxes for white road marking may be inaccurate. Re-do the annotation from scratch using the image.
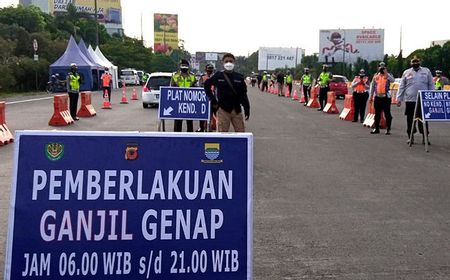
[6,96,53,105]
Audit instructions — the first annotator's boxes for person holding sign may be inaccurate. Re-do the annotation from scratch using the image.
[369,62,394,135]
[170,59,197,132]
[396,57,434,144]
[204,53,250,132]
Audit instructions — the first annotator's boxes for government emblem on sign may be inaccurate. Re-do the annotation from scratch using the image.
[45,143,64,161]
[201,143,223,163]
[125,143,138,160]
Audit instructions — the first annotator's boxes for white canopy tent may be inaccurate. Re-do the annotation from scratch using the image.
[93,46,119,89]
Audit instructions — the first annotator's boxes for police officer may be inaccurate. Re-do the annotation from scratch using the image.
[351,69,370,122]
[285,70,293,96]
[369,62,394,135]
[197,63,215,132]
[434,70,443,90]
[397,57,434,144]
[170,59,197,132]
[317,64,333,111]
[204,53,250,132]
[66,63,82,121]
[261,71,269,92]
[300,68,313,106]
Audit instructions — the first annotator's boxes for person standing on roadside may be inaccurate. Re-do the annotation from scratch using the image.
[67,63,82,121]
[351,69,370,123]
[300,68,313,106]
[276,71,285,97]
[261,71,269,92]
[369,62,394,135]
[396,57,434,144]
[285,70,293,96]
[170,59,197,132]
[101,67,113,102]
[204,53,250,132]
[317,64,333,111]
[197,63,215,132]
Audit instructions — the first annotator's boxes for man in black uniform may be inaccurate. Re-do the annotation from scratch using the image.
[204,53,250,132]
[276,71,285,97]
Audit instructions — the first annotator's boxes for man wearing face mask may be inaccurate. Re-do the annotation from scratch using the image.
[369,62,394,135]
[101,67,113,102]
[317,64,333,111]
[197,63,215,132]
[351,69,370,123]
[170,59,197,132]
[66,63,82,121]
[397,57,434,144]
[204,53,250,132]
[300,68,313,106]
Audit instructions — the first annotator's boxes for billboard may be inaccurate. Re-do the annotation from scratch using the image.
[258,47,304,71]
[49,0,122,24]
[5,131,253,280]
[319,29,384,64]
[154,13,179,55]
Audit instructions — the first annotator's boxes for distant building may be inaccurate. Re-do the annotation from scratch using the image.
[19,0,124,36]
[431,40,450,47]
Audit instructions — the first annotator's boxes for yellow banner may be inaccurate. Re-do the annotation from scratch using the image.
[154,13,178,55]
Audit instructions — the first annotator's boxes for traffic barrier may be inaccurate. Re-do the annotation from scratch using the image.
[306,86,320,108]
[120,87,129,104]
[284,86,290,97]
[49,94,74,126]
[363,98,386,128]
[292,89,299,100]
[323,91,339,114]
[131,88,138,100]
[102,89,112,109]
[77,92,97,117]
[0,101,14,145]
[339,94,354,121]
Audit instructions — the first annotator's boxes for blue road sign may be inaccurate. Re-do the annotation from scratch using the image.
[420,90,450,121]
[5,131,253,280]
[159,87,211,120]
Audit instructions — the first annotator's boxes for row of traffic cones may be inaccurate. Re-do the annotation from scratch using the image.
[102,88,138,109]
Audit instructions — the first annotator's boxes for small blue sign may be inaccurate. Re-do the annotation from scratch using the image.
[420,90,450,121]
[5,131,253,280]
[159,87,211,120]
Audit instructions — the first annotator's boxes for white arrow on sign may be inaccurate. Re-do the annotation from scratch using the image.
[163,107,174,116]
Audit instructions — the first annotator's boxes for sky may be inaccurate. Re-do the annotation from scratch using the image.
[2,0,450,57]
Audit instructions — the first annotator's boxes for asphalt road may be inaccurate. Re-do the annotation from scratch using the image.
[1,86,450,279]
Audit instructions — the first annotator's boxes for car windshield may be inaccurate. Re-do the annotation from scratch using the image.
[332,76,347,83]
[146,76,171,90]
[121,71,134,76]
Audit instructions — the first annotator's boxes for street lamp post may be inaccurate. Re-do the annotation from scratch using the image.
[94,0,99,47]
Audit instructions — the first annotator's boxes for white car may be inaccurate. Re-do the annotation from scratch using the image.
[142,72,172,108]
[120,68,140,86]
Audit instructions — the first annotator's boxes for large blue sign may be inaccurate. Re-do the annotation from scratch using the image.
[420,90,450,121]
[158,87,211,120]
[5,131,253,280]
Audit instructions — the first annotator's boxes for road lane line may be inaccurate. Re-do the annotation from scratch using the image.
[6,96,53,105]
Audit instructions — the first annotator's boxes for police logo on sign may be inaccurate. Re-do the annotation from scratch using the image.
[45,143,64,161]
[125,143,138,160]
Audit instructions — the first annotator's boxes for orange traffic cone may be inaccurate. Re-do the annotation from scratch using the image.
[284,87,290,97]
[292,89,299,100]
[131,88,138,100]
[120,88,129,104]
[300,93,305,103]
[102,89,112,109]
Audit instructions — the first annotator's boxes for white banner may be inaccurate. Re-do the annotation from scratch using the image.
[258,47,304,71]
[319,29,384,64]
[205,53,218,61]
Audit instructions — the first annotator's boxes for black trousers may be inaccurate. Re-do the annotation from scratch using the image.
[103,87,111,102]
[261,81,268,92]
[319,86,329,109]
[303,85,311,103]
[286,83,292,94]
[353,92,369,121]
[374,96,392,130]
[405,101,429,136]
[68,91,79,119]
[174,120,193,132]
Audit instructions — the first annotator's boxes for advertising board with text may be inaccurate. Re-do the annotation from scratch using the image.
[4,131,253,280]
[49,0,122,24]
[158,87,211,121]
[257,47,304,71]
[154,13,178,55]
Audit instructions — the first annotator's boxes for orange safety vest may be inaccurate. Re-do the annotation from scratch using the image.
[375,74,387,96]
[101,73,112,87]
[354,77,368,92]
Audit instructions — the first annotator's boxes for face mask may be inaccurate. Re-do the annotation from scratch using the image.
[224,62,234,71]
[180,67,189,73]
[206,70,213,75]
[412,63,420,70]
